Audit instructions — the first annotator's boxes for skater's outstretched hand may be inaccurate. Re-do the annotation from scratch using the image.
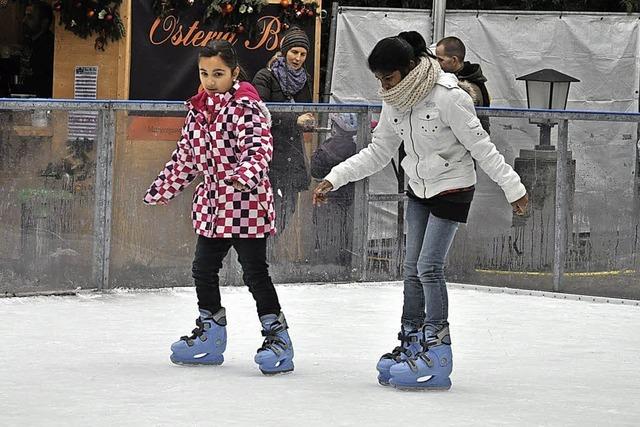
[156,198,169,206]
[511,193,529,216]
[313,180,333,205]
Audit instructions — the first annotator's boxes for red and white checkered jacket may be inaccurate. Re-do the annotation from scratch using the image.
[143,81,276,238]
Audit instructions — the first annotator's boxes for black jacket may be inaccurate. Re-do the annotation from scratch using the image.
[252,67,313,191]
[310,133,356,206]
[28,31,54,98]
[457,62,491,132]
[457,62,490,107]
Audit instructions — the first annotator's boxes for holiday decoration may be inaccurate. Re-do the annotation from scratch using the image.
[279,0,318,27]
[151,1,272,37]
[53,0,125,50]
[221,2,233,14]
[154,1,265,23]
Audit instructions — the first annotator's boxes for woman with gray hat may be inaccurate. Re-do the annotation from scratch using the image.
[252,27,315,235]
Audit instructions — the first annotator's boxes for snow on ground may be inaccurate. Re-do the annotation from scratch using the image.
[1,282,639,427]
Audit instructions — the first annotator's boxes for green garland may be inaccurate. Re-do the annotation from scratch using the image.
[8,0,318,49]
[52,0,125,50]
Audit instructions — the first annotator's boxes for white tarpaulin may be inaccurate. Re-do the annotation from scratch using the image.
[330,7,433,104]
[331,9,640,269]
[330,8,433,239]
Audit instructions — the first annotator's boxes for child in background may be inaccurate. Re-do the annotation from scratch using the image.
[310,113,357,266]
[143,40,294,375]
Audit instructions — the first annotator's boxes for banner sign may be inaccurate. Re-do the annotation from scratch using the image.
[129,0,316,101]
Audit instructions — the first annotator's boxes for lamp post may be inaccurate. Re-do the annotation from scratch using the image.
[516,69,579,150]
[511,69,579,274]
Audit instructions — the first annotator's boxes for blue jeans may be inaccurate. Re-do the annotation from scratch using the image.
[401,198,459,332]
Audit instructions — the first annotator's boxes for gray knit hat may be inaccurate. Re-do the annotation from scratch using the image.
[280,27,310,54]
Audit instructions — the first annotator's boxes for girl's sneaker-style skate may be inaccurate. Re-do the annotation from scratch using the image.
[170,308,227,365]
[254,312,294,375]
[376,327,423,386]
[389,325,453,391]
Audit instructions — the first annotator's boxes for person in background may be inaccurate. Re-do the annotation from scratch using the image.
[252,27,314,234]
[23,0,54,98]
[310,112,357,266]
[435,36,491,132]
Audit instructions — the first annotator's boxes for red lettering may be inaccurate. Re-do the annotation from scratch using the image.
[182,22,199,47]
[245,16,281,51]
[149,16,176,45]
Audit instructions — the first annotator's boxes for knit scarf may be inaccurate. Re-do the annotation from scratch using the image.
[270,56,307,100]
[379,56,441,112]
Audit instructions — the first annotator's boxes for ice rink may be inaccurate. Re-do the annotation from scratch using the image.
[2,282,639,426]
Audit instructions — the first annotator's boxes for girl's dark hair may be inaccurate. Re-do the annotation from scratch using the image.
[367,37,415,74]
[199,40,249,81]
[368,32,436,74]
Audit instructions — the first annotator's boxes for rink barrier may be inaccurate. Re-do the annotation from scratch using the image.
[4,281,639,308]
[1,290,78,298]
[448,282,640,307]
[1,99,640,293]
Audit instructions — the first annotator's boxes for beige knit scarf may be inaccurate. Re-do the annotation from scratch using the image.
[379,56,441,112]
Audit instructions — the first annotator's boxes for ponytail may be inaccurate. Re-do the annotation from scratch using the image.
[397,31,428,58]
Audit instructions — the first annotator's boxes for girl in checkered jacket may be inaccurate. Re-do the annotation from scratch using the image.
[143,40,294,375]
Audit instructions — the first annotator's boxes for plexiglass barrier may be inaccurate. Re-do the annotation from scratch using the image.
[1,99,639,299]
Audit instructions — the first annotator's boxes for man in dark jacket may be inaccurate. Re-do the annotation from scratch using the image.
[435,36,490,132]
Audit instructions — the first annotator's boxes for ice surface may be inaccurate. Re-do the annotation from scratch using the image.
[1,282,639,426]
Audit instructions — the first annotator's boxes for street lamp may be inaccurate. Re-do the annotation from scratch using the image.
[516,69,579,150]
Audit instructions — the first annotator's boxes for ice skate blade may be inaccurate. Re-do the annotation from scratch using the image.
[259,367,294,376]
[171,360,224,366]
[170,354,224,366]
[390,377,452,392]
[378,378,391,386]
[391,384,451,392]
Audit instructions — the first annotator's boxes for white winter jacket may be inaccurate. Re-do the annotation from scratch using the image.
[325,73,526,204]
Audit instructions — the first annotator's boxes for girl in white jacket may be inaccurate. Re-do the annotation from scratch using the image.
[313,32,528,390]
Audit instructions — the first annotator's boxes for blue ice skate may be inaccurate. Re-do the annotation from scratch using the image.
[170,308,227,365]
[389,326,452,391]
[376,327,423,386]
[254,312,294,375]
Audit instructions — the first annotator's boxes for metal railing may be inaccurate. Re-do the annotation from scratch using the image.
[1,98,639,295]
[476,107,640,291]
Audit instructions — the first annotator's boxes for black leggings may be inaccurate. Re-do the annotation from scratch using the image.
[192,236,281,317]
